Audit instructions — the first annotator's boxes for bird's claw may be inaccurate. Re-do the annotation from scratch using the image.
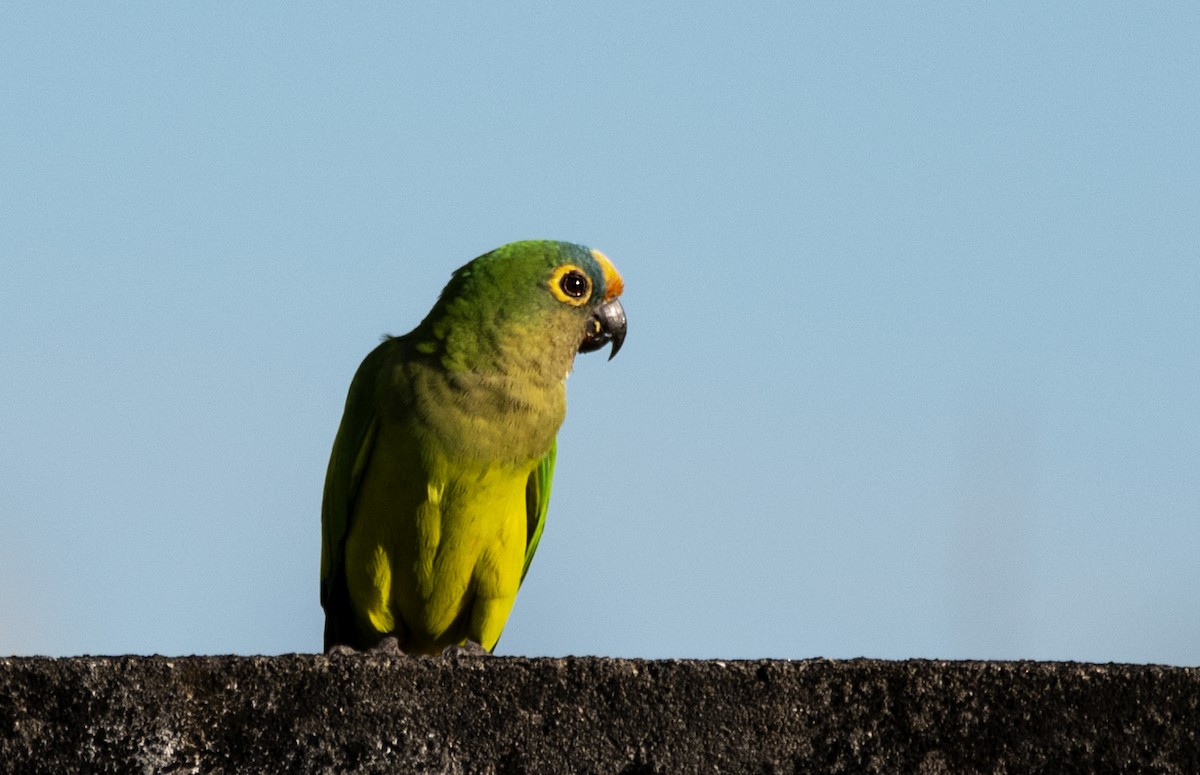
[441,641,491,659]
[371,636,404,655]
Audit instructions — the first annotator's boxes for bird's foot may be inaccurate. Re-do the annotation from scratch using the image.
[440,640,491,659]
[325,643,359,657]
[370,636,404,656]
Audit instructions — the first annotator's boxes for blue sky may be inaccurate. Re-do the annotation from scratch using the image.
[2,4,1197,663]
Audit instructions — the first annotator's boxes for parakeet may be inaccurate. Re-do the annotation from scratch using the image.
[320,240,626,654]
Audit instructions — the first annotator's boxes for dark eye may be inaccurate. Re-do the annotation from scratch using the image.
[559,270,590,299]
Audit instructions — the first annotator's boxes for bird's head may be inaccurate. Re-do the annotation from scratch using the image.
[421,240,627,371]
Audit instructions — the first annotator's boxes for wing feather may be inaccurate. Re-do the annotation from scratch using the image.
[520,440,556,584]
[320,338,395,648]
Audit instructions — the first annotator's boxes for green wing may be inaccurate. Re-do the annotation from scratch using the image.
[320,338,395,647]
[521,439,556,584]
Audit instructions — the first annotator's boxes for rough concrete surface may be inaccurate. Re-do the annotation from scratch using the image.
[1,655,1198,773]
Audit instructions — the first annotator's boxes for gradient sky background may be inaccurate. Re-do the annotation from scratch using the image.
[2,4,1197,663]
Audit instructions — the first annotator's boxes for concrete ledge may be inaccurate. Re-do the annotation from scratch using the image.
[1,655,1198,773]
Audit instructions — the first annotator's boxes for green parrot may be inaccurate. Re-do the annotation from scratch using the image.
[320,240,626,654]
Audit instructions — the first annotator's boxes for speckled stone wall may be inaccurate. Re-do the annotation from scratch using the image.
[2,655,1198,773]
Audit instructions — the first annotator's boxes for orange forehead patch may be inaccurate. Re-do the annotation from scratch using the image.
[590,249,624,301]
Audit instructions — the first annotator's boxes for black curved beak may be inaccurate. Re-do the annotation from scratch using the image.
[579,298,627,360]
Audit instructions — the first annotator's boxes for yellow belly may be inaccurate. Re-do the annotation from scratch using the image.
[344,430,532,653]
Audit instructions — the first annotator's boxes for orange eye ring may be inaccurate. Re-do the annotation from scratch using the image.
[548,264,592,306]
